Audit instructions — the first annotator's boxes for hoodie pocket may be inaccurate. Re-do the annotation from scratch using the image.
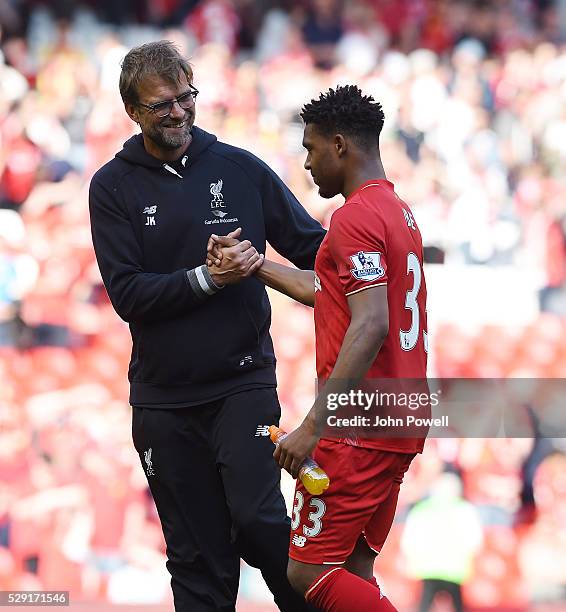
[242,291,275,366]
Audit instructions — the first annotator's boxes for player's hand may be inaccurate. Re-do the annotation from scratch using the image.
[208,240,263,285]
[206,228,241,267]
[273,421,319,479]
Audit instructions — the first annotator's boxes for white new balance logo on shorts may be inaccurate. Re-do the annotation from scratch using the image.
[292,535,307,547]
[255,425,270,437]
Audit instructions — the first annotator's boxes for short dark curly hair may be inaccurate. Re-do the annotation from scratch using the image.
[119,40,193,106]
[300,85,385,149]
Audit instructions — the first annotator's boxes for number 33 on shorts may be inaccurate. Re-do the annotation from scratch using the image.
[291,491,326,541]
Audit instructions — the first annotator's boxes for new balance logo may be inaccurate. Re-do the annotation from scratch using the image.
[292,535,307,547]
[255,425,270,437]
[143,205,157,227]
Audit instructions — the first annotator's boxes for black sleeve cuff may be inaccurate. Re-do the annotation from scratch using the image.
[186,265,224,301]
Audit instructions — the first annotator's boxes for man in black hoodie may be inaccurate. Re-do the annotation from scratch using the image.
[89,40,324,612]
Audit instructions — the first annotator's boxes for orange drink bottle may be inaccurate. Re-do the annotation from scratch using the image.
[269,425,330,495]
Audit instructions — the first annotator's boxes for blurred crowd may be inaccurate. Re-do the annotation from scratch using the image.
[1,0,566,608]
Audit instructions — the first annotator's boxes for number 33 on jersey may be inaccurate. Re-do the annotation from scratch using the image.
[313,179,428,454]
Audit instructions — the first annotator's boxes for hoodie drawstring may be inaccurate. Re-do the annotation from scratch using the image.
[163,164,183,179]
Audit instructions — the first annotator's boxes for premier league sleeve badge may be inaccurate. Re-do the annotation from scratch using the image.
[349,251,385,281]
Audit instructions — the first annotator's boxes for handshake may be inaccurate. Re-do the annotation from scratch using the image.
[205,227,264,287]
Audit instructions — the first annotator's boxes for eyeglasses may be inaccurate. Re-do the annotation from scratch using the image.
[137,86,199,118]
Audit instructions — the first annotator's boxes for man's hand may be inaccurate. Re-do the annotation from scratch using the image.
[273,420,319,479]
[206,227,241,267]
[205,228,264,285]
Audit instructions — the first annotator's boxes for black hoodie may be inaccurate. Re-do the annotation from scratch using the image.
[89,126,325,406]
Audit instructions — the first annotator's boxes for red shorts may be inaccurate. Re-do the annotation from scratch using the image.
[289,439,415,565]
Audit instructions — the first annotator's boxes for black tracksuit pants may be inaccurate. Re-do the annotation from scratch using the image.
[132,388,314,612]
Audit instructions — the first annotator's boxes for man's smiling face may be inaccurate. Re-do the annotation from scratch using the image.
[126,71,196,161]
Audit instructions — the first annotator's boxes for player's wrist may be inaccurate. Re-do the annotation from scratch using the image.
[302,412,319,437]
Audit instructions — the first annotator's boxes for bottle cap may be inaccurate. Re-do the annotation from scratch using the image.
[269,425,286,443]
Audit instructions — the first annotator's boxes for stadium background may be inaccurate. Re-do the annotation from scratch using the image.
[1,0,566,609]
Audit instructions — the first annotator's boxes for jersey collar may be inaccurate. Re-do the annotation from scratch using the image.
[346,179,395,203]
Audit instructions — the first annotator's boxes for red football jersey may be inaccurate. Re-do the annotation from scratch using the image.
[314,179,428,453]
